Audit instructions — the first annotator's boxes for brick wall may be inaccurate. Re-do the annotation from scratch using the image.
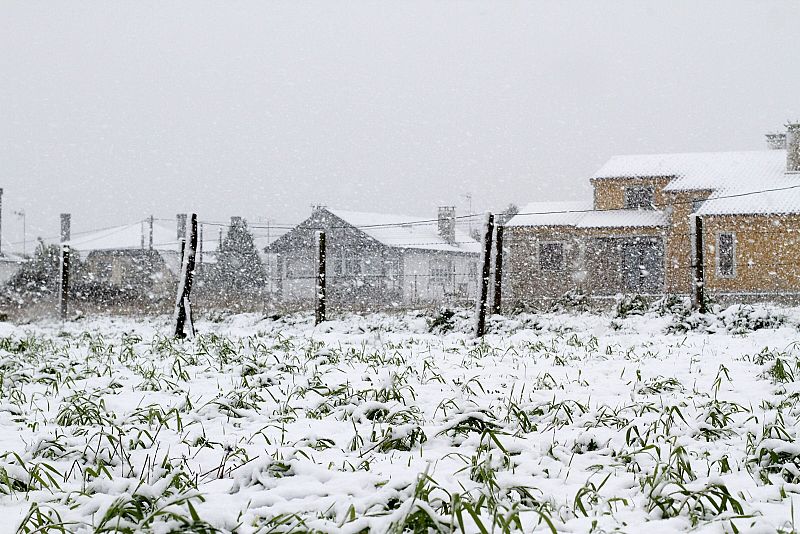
[702,214,800,294]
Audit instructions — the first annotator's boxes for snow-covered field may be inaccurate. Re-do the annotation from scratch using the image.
[1,305,800,533]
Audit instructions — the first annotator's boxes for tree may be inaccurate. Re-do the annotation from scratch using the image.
[499,203,520,225]
[214,217,267,291]
[6,239,64,295]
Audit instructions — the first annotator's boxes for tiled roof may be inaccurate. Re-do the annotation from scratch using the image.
[577,210,669,228]
[327,209,480,253]
[506,201,668,229]
[591,150,788,192]
[593,149,800,216]
[505,201,593,227]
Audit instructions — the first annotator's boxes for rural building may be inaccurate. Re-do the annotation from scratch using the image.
[66,219,216,298]
[505,122,800,305]
[266,206,480,308]
[0,253,24,285]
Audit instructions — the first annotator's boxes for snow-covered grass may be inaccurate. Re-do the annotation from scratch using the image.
[1,306,800,533]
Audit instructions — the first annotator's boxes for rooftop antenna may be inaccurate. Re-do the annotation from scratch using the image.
[13,209,25,256]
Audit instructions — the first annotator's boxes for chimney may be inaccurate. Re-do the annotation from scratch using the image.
[787,122,800,173]
[437,206,456,244]
[176,213,187,240]
[60,213,71,243]
[766,132,787,150]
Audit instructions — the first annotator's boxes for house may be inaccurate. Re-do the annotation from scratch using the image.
[265,206,480,308]
[0,252,24,285]
[505,122,800,305]
[66,218,217,298]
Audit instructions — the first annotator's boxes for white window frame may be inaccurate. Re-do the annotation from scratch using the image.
[716,231,736,278]
[429,258,455,286]
[538,241,565,272]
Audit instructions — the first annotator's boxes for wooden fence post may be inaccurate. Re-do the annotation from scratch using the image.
[59,245,70,319]
[692,215,707,313]
[174,214,198,338]
[474,213,494,338]
[315,231,326,325]
[492,225,504,315]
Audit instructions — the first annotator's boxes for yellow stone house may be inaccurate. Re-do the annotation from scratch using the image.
[505,123,800,306]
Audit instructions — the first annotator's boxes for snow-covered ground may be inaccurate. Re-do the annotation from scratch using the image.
[1,305,800,533]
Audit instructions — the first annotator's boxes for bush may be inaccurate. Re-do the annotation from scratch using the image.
[650,295,690,317]
[614,294,649,318]
[428,307,456,334]
[719,304,786,334]
[550,289,589,313]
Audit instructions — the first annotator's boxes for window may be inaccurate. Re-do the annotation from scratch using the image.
[286,257,313,279]
[691,199,706,213]
[717,232,736,277]
[362,256,382,275]
[330,254,343,276]
[429,258,454,285]
[343,253,362,275]
[624,186,655,210]
[539,242,564,271]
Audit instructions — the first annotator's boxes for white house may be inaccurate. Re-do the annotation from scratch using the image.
[266,206,480,309]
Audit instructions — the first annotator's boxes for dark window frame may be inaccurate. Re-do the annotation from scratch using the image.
[539,242,565,272]
[624,186,656,210]
[716,232,736,278]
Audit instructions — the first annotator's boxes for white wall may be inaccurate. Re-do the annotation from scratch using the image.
[402,252,479,304]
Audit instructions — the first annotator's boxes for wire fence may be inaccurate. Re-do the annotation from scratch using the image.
[4,182,800,321]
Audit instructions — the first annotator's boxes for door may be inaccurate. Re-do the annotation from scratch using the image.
[622,238,664,293]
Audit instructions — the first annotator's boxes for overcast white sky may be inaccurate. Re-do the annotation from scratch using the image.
[1,0,799,252]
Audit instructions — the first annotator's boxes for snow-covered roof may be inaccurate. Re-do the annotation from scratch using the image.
[591,150,788,192]
[65,222,218,256]
[577,210,669,228]
[326,209,480,254]
[506,201,667,229]
[696,184,800,216]
[0,251,24,263]
[505,201,593,227]
[592,149,800,216]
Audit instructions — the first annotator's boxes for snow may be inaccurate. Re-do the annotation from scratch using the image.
[592,149,800,216]
[1,306,800,532]
[592,150,788,191]
[327,209,480,253]
[506,201,668,228]
[577,209,669,228]
[505,200,593,227]
[697,184,800,216]
[63,221,220,270]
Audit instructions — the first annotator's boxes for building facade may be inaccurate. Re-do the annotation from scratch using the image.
[266,207,480,309]
[506,122,800,305]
